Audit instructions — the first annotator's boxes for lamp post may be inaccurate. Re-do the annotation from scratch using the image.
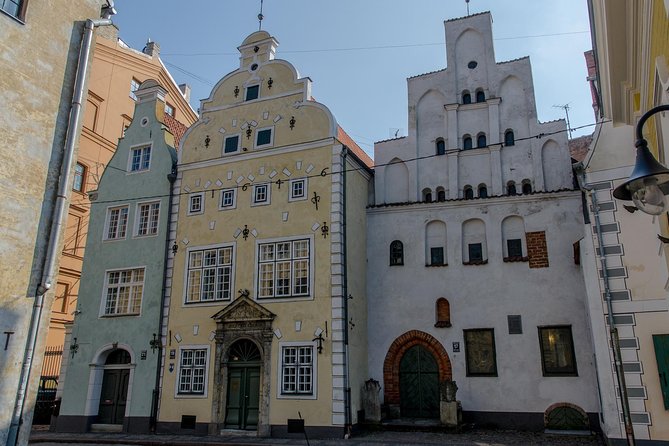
[613,104,669,215]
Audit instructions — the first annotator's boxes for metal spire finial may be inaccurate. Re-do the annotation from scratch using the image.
[258,0,264,31]
[466,0,470,16]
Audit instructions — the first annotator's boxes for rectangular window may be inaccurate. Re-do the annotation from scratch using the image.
[255,128,273,148]
[652,334,669,409]
[164,102,175,117]
[188,193,204,215]
[538,326,578,376]
[130,78,140,100]
[1,0,25,20]
[252,184,270,205]
[224,135,240,153]
[103,268,144,316]
[468,243,483,262]
[281,345,314,395]
[186,246,234,303]
[245,85,259,101]
[289,179,306,201]
[258,239,310,299]
[430,247,444,266]
[136,201,160,236]
[178,348,207,395]
[73,163,85,192]
[130,146,151,172]
[464,328,497,376]
[219,189,236,209]
[105,206,129,240]
[507,239,523,257]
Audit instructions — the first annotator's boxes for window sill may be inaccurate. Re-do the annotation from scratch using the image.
[463,259,488,266]
[426,263,448,267]
[0,9,25,24]
[101,313,140,318]
[434,321,451,328]
[503,256,529,263]
[389,263,404,267]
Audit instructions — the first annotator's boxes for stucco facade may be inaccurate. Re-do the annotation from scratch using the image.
[0,2,109,444]
[56,81,179,434]
[156,31,371,437]
[367,12,599,430]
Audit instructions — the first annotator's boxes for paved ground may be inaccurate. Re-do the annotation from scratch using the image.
[30,427,605,446]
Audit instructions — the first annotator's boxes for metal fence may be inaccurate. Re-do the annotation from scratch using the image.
[33,346,63,425]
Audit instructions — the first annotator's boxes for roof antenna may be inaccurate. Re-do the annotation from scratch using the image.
[466,0,470,16]
[258,0,264,31]
[553,103,573,139]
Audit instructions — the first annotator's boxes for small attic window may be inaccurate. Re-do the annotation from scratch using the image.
[245,85,259,101]
[468,61,478,69]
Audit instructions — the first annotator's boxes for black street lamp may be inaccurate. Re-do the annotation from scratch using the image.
[613,105,669,215]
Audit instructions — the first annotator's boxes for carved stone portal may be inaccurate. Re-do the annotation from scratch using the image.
[210,296,275,436]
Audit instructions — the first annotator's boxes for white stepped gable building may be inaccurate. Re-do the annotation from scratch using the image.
[366,12,599,430]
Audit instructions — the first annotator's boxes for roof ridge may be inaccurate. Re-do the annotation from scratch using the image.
[444,11,491,23]
[497,56,529,65]
[408,67,447,80]
[376,136,407,144]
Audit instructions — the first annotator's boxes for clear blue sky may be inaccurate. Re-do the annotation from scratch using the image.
[113,0,594,156]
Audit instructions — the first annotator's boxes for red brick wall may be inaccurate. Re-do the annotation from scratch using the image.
[435,298,451,327]
[526,231,549,268]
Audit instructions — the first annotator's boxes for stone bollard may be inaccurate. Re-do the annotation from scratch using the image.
[440,380,460,427]
[361,379,382,423]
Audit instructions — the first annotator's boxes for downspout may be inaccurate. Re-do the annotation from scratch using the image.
[7,7,115,446]
[575,163,636,446]
[340,147,352,436]
[151,164,177,432]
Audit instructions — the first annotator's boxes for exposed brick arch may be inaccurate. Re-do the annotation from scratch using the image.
[383,330,452,406]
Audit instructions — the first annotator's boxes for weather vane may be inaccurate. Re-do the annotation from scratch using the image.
[258,0,264,31]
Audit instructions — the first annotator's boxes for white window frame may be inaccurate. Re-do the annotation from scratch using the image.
[99,267,145,317]
[183,243,235,306]
[103,205,129,241]
[219,188,237,210]
[223,134,241,154]
[289,178,308,202]
[127,143,152,173]
[130,78,140,101]
[134,200,160,237]
[255,235,314,302]
[175,345,210,398]
[188,192,204,215]
[277,341,317,400]
[254,126,274,149]
[251,184,271,206]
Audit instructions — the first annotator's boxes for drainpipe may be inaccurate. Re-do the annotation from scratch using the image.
[151,164,178,432]
[575,163,635,446]
[340,147,352,437]
[7,7,115,446]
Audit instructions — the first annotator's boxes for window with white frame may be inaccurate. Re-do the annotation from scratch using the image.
[252,184,270,205]
[164,102,175,117]
[255,127,273,148]
[258,239,310,299]
[72,162,86,192]
[129,145,151,172]
[219,188,237,209]
[289,179,307,201]
[103,268,144,316]
[136,201,160,236]
[105,205,129,240]
[280,344,314,396]
[223,134,240,154]
[178,348,208,395]
[188,192,204,215]
[129,78,140,101]
[186,246,234,303]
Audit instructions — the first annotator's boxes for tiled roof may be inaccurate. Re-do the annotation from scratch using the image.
[408,68,446,80]
[444,11,490,23]
[376,136,407,144]
[497,56,529,65]
[337,126,373,169]
[569,134,593,162]
[164,113,188,149]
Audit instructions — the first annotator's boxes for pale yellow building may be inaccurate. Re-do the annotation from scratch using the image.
[582,0,669,443]
[157,31,372,437]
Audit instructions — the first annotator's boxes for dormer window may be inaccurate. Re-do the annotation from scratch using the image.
[245,85,259,101]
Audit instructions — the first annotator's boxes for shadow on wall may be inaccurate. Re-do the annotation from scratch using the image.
[1,308,22,446]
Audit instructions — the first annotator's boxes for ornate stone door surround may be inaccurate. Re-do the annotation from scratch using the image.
[210,295,275,436]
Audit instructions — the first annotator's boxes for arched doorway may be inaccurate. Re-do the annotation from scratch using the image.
[224,339,262,430]
[98,349,131,425]
[400,345,439,418]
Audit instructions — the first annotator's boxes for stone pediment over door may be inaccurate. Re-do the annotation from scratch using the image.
[211,295,276,332]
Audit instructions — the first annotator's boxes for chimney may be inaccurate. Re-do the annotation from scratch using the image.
[179,83,191,103]
[143,39,160,57]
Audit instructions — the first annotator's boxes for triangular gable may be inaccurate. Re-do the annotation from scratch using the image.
[211,295,275,323]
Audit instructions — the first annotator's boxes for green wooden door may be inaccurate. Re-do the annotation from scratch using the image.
[225,366,260,429]
[98,369,129,424]
[652,334,669,409]
[400,345,439,418]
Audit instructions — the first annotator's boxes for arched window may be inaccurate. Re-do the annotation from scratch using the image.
[463,135,473,150]
[462,218,487,264]
[463,185,474,200]
[476,90,486,102]
[522,180,532,194]
[478,184,488,198]
[507,181,517,195]
[436,187,446,202]
[462,91,471,104]
[426,220,447,266]
[504,130,515,146]
[436,138,446,155]
[502,215,526,261]
[422,188,433,202]
[477,133,487,148]
[435,298,451,327]
[390,240,404,266]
